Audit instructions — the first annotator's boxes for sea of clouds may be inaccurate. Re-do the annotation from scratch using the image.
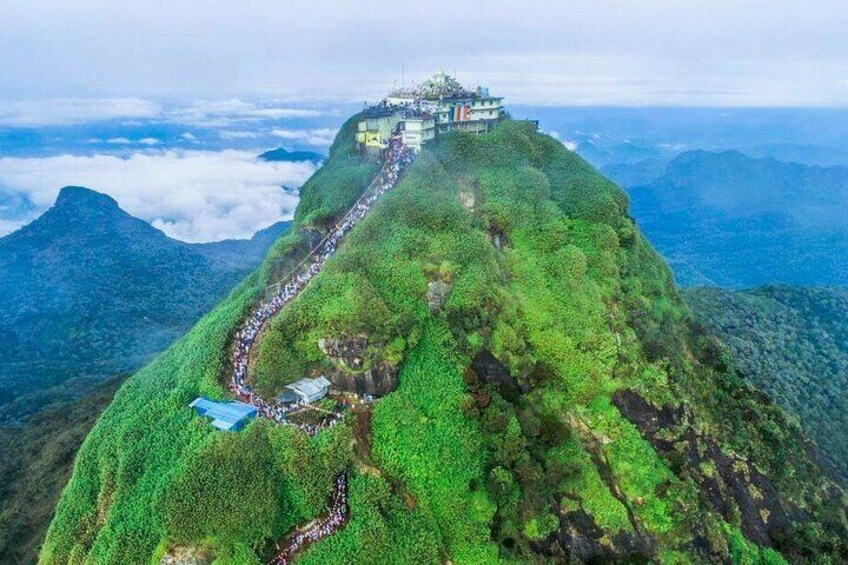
[0,97,348,242]
[0,150,317,242]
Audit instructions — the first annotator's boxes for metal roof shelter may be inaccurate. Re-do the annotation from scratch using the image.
[276,376,331,404]
[189,397,257,431]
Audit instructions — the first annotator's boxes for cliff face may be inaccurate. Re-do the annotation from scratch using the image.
[42,119,846,564]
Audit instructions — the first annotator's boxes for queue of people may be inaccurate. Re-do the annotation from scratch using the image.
[220,139,411,563]
[269,473,349,565]
[229,138,414,429]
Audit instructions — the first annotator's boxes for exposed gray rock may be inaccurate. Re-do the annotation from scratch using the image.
[488,229,508,250]
[470,350,521,401]
[318,335,367,370]
[159,546,212,565]
[459,190,476,210]
[327,360,398,397]
[426,280,452,314]
[318,334,398,396]
[531,507,653,562]
[612,389,802,552]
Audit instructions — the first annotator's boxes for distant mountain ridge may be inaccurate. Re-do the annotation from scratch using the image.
[259,147,324,164]
[0,186,290,424]
[627,150,848,287]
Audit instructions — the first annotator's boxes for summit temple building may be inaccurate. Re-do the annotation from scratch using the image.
[356,70,505,152]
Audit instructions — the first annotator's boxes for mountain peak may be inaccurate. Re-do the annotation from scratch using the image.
[55,186,120,210]
[258,147,323,164]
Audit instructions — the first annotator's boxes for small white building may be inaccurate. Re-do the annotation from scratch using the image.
[400,115,436,149]
[277,376,331,404]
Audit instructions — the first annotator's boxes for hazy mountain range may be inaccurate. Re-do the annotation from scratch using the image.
[620,150,848,287]
[0,185,290,424]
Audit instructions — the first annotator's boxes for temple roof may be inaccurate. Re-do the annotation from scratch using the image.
[389,70,475,101]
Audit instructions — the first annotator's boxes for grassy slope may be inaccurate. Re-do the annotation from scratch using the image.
[42,120,846,564]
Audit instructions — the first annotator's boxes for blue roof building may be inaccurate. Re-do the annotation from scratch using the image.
[189,397,257,431]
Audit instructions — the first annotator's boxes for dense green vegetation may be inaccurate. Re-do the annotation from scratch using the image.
[42,118,846,564]
[686,286,848,482]
[0,378,123,565]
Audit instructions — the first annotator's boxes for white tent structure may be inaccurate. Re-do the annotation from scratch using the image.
[277,376,331,404]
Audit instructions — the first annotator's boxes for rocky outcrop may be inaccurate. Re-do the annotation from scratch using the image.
[426,280,452,314]
[318,335,367,370]
[458,190,476,210]
[488,230,507,250]
[159,546,212,565]
[318,335,398,396]
[532,507,652,562]
[612,389,800,551]
[326,361,398,397]
[470,350,520,401]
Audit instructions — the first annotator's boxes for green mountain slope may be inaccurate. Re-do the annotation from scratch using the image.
[685,286,848,483]
[42,119,847,564]
[0,189,292,564]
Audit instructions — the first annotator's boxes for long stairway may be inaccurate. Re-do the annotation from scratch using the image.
[226,138,415,564]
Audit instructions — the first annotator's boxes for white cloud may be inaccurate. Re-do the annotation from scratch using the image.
[0,98,162,127]
[167,99,327,128]
[137,137,161,146]
[271,127,337,146]
[0,95,329,130]
[5,2,848,106]
[0,150,317,242]
[219,130,259,140]
[106,137,131,145]
[180,132,198,141]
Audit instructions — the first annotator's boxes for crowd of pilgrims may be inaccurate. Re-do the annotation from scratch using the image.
[228,138,416,436]
[270,473,348,565]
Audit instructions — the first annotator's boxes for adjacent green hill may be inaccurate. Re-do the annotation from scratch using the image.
[0,187,290,424]
[0,187,293,564]
[42,119,847,564]
[686,286,848,483]
[0,378,123,565]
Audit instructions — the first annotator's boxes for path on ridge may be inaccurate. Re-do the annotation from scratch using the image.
[226,138,415,564]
